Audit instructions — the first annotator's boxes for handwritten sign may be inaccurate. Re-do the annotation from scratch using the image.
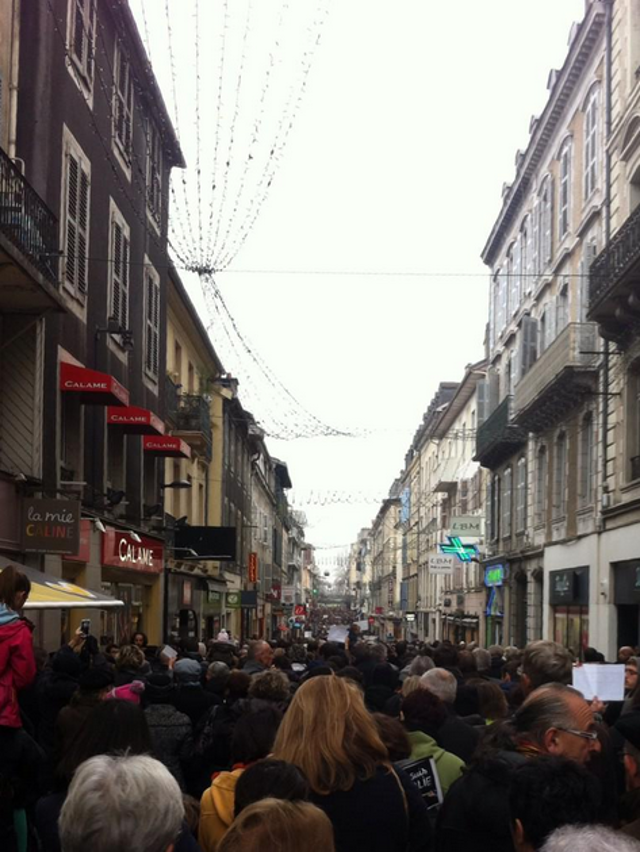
[22,499,81,554]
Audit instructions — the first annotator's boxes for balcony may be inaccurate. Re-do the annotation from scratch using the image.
[174,394,212,461]
[433,457,460,492]
[589,205,640,340]
[513,323,598,432]
[0,147,65,312]
[474,395,527,469]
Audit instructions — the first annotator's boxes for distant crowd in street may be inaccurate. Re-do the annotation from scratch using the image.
[4,565,640,851]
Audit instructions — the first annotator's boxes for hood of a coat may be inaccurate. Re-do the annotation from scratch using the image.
[407,729,447,762]
[209,769,243,828]
[0,603,20,630]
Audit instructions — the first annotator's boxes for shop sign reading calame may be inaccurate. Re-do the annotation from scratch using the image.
[22,499,81,554]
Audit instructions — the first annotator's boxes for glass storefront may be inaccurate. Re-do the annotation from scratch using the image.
[549,567,589,659]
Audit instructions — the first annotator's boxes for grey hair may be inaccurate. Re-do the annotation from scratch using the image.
[504,645,520,661]
[420,668,457,704]
[369,644,387,663]
[473,648,491,672]
[488,645,504,658]
[59,754,184,852]
[409,655,435,677]
[247,640,269,661]
[522,640,573,690]
[513,683,584,746]
[541,825,640,852]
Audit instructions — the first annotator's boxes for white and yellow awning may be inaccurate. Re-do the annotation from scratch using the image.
[0,557,124,610]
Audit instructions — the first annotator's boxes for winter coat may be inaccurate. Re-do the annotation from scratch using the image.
[436,751,527,852]
[0,726,45,852]
[435,708,481,764]
[174,684,219,728]
[36,650,82,754]
[144,703,193,790]
[405,730,464,795]
[198,767,244,852]
[241,660,266,677]
[0,604,36,728]
[309,765,432,852]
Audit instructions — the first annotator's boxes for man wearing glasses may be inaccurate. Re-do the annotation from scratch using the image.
[436,683,601,852]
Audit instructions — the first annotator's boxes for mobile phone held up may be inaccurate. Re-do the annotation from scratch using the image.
[80,618,91,637]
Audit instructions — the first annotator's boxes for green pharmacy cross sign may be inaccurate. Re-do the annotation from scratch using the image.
[439,536,478,563]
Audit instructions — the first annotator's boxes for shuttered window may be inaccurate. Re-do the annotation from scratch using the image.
[145,265,160,379]
[502,466,512,538]
[146,119,163,226]
[535,445,547,525]
[63,135,90,299]
[540,177,553,268]
[584,88,598,201]
[516,456,527,532]
[554,432,568,517]
[70,0,96,87]
[113,41,133,164]
[559,140,571,240]
[109,207,130,330]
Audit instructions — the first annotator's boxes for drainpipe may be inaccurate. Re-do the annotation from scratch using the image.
[602,0,613,512]
[8,0,20,158]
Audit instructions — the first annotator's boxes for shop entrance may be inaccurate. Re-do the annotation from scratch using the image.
[615,561,640,650]
[617,604,640,650]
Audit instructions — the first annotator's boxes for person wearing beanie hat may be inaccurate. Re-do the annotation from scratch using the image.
[54,667,114,759]
[106,679,145,705]
[174,658,218,728]
[143,673,194,790]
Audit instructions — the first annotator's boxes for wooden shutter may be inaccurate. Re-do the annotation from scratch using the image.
[146,273,160,377]
[476,379,487,426]
[511,237,520,313]
[111,221,122,323]
[521,314,538,376]
[77,165,89,294]
[531,199,539,283]
[65,153,79,289]
[544,179,554,265]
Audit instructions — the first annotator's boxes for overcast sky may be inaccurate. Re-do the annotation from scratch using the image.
[133,0,585,575]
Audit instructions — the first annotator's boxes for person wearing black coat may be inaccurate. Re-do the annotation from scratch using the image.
[36,647,82,755]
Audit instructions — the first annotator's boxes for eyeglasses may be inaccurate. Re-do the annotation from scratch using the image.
[556,727,599,742]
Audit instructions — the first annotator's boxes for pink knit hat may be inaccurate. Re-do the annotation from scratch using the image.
[105,679,145,705]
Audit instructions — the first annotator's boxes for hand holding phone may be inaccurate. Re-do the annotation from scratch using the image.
[80,618,91,637]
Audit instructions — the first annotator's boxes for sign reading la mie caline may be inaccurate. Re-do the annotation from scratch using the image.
[22,499,81,554]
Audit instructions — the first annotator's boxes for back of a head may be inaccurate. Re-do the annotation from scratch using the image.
[488,644,504,659]
[219,799,335,852]
[408,655,435,677]
[434,645,458,669]
[522,641,573,691]
[402,687,447,735]
[509,755,601,850]
[248,669,290,703]
[473,647,491,673]
[0,564,30,610]
[421,667,457,704]
[372,712,412,762]
[231,703,283,764]
[116,644,145,671]
[541,825,640,852]
[473,680,509,721]
[59,754,184,852]
[234,759,309,817]
[226,670,251,702]
[57,699,152,782]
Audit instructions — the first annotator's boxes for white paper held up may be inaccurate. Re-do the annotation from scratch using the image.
[572,664,625,701]
[327,625,349,645]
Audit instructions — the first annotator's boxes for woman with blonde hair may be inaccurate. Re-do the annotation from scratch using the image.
[114,644,148,686]
[218,799,334,852]
[272,675,431,852]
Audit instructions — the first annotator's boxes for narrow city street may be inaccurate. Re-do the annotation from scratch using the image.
[2,1,640,850]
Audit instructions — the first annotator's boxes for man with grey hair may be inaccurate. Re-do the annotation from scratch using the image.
[614,713,640,841]
[541,825,640,852]
[242,640,274,676]
[437,683,601,851]
[521,640,573,696]
[420,667,479,762]
[59,754,184,852]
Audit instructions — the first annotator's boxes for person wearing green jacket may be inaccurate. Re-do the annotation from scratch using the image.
[400,688,465,795]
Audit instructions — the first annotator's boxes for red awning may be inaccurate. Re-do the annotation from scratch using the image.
[143,435,191,459]
[107,406,165,436]
[60,362,129,407]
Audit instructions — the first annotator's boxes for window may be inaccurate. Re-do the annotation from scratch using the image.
[502,466,512,538]
[113,41,133,165]
[187,362,195,394]
[198,482,205,524]
[172,461,181,517]
[535,445,547,525]
[579,413,594,507]
[540,177,553,268]
[539,307,548,354]
[62,130,90,299]
[144,263,160,380]
[146,119,163,227]
[109,203,130,332]
[554,432,567,517]
[509,241,520,316]
[531,200,540,282]
[556,279,569,332]
[516,456,527,531]
[559,140,571,240]
[627,367,640,481]
[579,240,598,323]
[173,340,182,380]
[69,0,96,89]
[584,88,598,201]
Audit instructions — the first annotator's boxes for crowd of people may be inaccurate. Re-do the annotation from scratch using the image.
[4,565,640,850]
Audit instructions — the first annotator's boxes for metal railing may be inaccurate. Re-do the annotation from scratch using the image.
[0,147,58,283]
[590,203,640,309]
[475,395,526,463]
[514,323,598,415]
[177,394,212,442]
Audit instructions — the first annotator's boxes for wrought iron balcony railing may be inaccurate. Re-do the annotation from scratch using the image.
[0,147,58,283]
[590,203,640,314]
[475,395,527,468]
[175,394,212,460]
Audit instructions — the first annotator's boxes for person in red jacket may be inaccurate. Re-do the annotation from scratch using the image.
[0,565,36,728]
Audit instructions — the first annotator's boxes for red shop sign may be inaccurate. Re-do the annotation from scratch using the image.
[101,528,164,574]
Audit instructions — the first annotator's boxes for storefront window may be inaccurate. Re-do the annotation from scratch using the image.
[553,605,588,658]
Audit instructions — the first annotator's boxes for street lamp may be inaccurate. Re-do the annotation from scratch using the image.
[160,480,192,490]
